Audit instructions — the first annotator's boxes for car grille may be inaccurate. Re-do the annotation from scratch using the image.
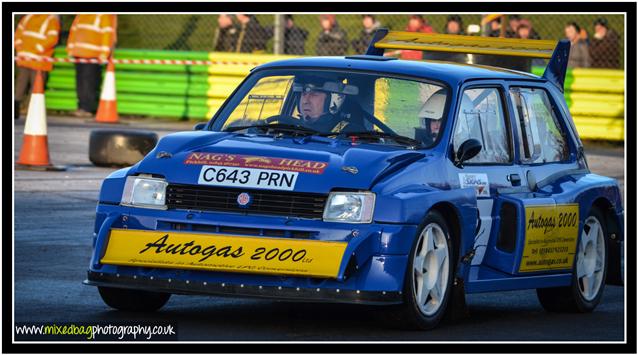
[166,184,327,219]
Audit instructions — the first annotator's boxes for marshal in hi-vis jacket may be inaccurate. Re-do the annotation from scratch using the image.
[67,14,117,60]
[14,14,60,71]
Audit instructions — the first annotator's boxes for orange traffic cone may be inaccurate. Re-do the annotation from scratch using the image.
[95,58,119,123]
[16,70,65,171]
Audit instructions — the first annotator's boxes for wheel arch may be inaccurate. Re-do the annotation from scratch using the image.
[421,194,478,279]
[590,197,621,237]
[590,197,623,286]
[426,201,473,320]
[428,202,461,261]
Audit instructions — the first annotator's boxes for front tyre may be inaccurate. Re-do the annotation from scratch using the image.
[400,211,455,330]
[98,286,171,312]
[537,206,608,313]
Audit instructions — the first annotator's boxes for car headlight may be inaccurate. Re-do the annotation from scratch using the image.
[121,175,168,210]
[323,192,375,223]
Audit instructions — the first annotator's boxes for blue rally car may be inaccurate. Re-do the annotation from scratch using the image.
[85,30,624,329]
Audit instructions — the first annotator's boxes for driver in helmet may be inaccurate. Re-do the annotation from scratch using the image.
[293,74,364,133]
[417,89,447,145]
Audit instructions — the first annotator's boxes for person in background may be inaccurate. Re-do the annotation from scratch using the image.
[263,15,308,55]
[510,22,534,72]
[213,14,239,52]
[282,15,308,55]
[14,14,60,120]
[476,15,532,72]
[564,22,590,68]
[401,15,434,60]
[520,19,545,69]
[315,15,348,56]
[235,14,271,53]
[579,26,590,45]
[67,14,117,118]
[505,14,521,38]
[423,15,467,63]
[518,18,542,40]
[483,15,543,39]
[517,22,532,39]
[589,17,620,69]
[485,15,502,37]
[472,15,501,67]
[351,14,382,54]
[444,15,464,35]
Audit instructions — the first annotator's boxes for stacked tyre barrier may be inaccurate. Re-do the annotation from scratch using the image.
[45,47,297,121]
[532,67,624,141]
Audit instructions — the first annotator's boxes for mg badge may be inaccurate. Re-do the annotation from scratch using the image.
[237,192,252,208]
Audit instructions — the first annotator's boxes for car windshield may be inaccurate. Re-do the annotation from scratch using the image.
[211,69,449,148]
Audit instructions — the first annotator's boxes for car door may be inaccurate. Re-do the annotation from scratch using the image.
[447,83,526,270]
[476,82,583,277]
[507,85,578,191]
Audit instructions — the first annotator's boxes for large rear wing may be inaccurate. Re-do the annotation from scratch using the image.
[365,29,571,92]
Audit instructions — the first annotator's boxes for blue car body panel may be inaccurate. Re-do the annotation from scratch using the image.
[86,54,624,304]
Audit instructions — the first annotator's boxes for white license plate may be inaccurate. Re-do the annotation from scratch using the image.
[197,165,298,191]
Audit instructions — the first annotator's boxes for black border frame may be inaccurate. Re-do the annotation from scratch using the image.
[3,2,636,353]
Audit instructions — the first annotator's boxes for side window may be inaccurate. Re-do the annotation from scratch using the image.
[452,88,510,164]
[374,78,446,144]
[509,88,568,163]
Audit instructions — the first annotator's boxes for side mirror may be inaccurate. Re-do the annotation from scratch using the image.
[455,139,482,167]
[193,122,206,131]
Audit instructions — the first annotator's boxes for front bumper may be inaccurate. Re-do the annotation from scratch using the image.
[87,204,418,304]
[85,270,403,305]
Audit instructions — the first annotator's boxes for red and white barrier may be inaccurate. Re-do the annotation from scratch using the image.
[14,56,262,66]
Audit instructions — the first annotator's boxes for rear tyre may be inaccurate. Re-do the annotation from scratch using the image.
[394,210,455,330]
[89,129,158,167]
[537,206,608,313]
[98,286,170,312]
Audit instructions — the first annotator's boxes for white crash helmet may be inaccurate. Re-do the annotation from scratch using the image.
[419,89,447,129]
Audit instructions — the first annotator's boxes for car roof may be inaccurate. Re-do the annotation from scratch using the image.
[256,56,544,87]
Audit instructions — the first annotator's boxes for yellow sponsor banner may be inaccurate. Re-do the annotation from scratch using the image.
[519,204,579,272]
[101,229,347,278]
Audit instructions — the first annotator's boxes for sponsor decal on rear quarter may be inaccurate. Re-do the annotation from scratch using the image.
[519,204,579,272]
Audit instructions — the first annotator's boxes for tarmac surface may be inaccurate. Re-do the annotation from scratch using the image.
[12,116,626,342]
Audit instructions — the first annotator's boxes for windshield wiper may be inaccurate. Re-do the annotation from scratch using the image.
[224,123,320,136]
[321,131,424,148]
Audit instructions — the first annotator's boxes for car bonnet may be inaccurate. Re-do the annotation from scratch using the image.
[133,131,426,194]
